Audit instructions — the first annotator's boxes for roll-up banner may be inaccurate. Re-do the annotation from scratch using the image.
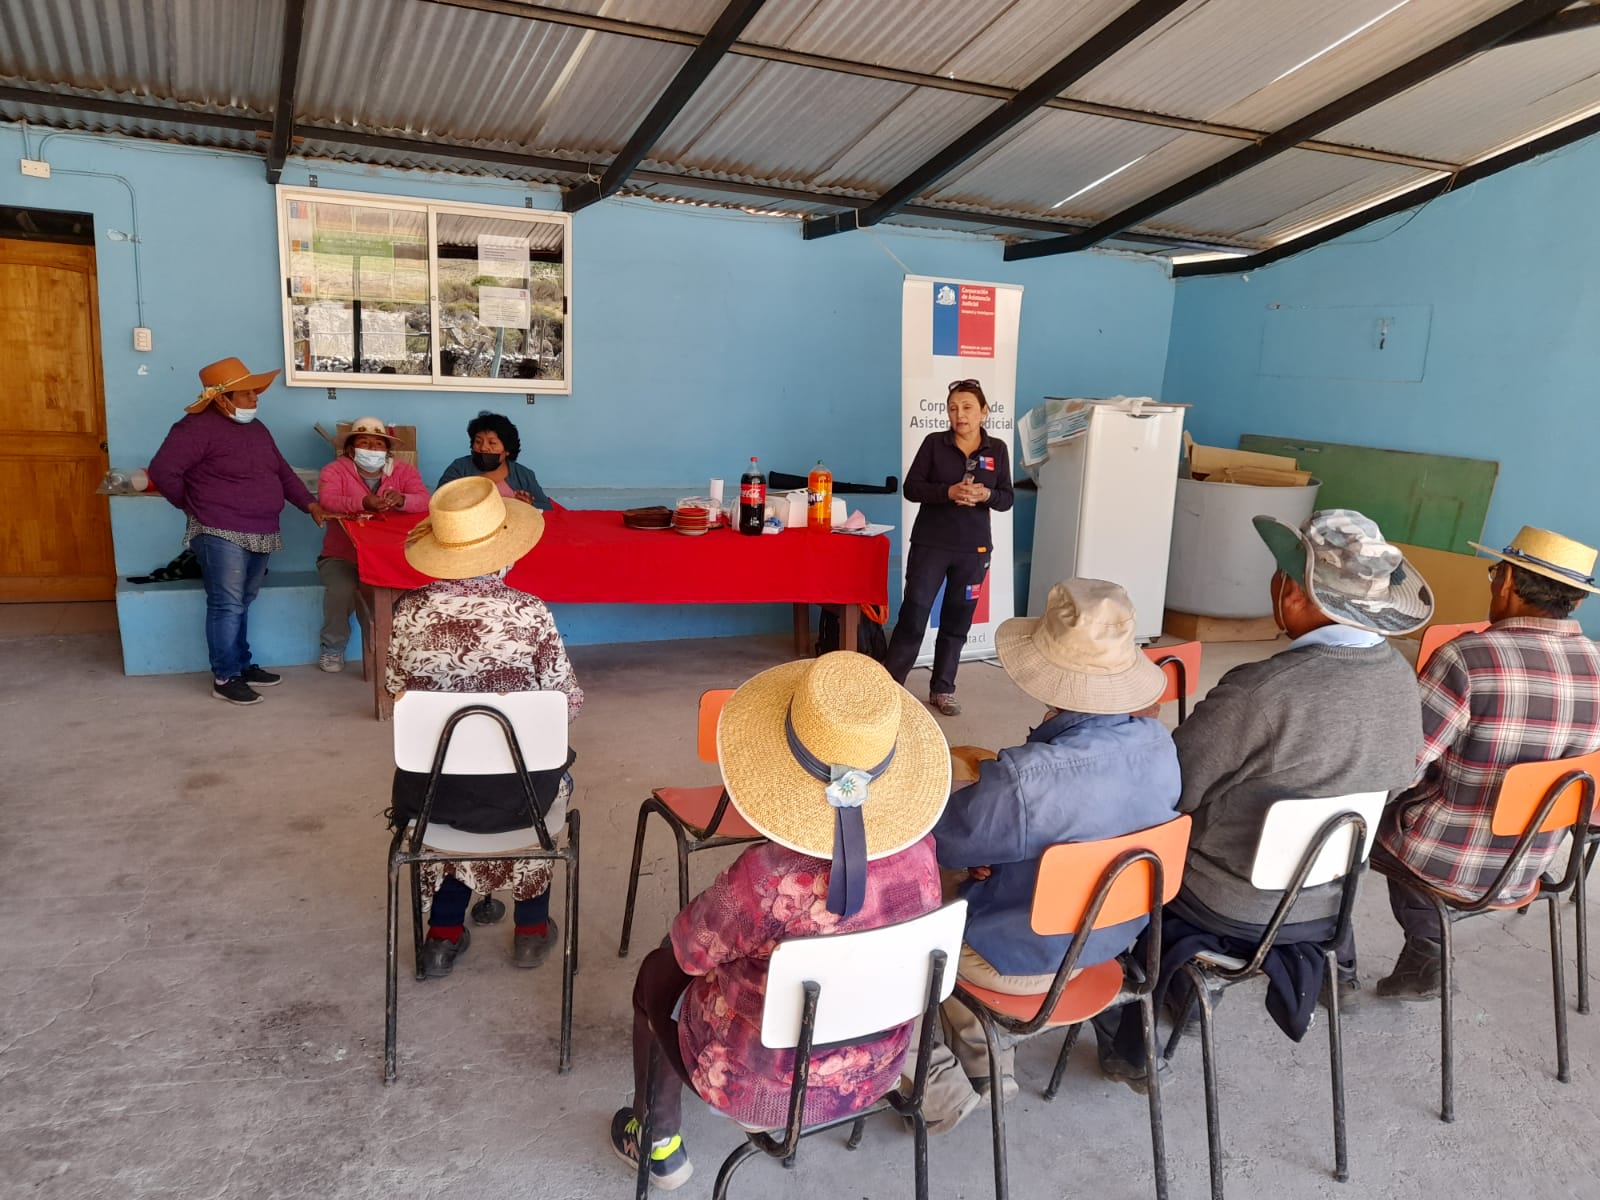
[900,277,1022,665]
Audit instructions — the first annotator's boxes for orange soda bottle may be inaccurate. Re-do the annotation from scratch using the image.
[807,460,833,531]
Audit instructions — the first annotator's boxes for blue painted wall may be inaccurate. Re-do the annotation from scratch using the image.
[1164,131,1600,630]
[2,125,1175,661]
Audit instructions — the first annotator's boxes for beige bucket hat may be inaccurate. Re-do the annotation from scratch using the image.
[995,579,1167,714]
[1470,526,1600,595]
[404,477,543,580]
[716,652,951,916]
[338,416,398,451]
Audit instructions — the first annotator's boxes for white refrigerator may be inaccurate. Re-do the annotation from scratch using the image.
[1026,399,1186,642]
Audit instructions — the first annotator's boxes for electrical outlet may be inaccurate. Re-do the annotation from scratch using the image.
[133,327,153,352]
[20,159,50,178]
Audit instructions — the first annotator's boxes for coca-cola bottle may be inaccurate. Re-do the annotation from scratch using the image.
[739,457,766,536]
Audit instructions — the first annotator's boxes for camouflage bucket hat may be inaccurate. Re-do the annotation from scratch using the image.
[1253,509,1434,636]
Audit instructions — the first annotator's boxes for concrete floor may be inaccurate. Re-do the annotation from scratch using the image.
[1,625,1597,1199]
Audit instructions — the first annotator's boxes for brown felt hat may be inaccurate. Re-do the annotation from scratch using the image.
[187,356,281,414]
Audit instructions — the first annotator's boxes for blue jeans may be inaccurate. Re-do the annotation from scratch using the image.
[191,534,269,683]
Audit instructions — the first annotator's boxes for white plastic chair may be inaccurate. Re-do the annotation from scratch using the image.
[636,901,968,1200]
[1166,792,1386,1200]
[384,691,580,1080]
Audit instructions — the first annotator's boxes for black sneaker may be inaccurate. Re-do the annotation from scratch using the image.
[240,665,282,687]
[610,1108,693,1191]
[421,927,471,978]
[212,678,262,706]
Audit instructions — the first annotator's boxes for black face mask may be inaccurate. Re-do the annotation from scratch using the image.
[471,450,504,472]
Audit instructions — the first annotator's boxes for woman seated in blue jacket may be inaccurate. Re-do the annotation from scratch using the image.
[436,411,554,510]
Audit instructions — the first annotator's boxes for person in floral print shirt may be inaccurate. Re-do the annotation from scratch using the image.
[610,652,952,1190]
[387,478,581,977]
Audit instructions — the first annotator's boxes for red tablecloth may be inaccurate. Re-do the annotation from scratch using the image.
[345,509,889,605]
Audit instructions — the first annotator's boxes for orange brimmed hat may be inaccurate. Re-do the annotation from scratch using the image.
[187,357,282,414]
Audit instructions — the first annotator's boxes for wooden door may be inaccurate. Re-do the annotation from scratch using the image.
[0,237,113,601]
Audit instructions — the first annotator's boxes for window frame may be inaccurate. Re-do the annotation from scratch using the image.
[274,185,572,395]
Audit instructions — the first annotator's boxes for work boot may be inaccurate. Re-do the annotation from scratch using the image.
[512,919,559,969]
[421,927,471,978]
[1375,939,1443,1002]
[929,693,962,717]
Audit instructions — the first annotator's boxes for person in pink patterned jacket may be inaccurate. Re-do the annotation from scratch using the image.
[314,417,429,672]
[610,652,950,1191]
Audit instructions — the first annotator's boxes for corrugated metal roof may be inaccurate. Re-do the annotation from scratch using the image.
[1064,0,1517,130]
[1141,148,1444,245]
[743,0,1020,76]
[0,0,1595,252]
[1323,22,1600,163]
[927,109,1238,219]
[649,58,913,185]
[0,0,283,109]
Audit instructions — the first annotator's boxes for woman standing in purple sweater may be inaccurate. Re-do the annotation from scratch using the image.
[149,356,326,705]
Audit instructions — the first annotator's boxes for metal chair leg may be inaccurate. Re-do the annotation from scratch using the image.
[560,824,580,1074]
[619,801,654,957]
[1140,994,1170,1200]
[1043,1022,1083,1101]
[910,1105,930,1200]
[384,853,401,1084]
[636,1046,657,1200]
[674,823,693,912]
[409,861,426,981]
[1324,950,1349,1183]
[1436,898,1455,1124]
[974,1006,1010,1200]
[1576,854,1590,1015]
[1187,965,1224,1200]
[712,1139,762,1200]
[845,1114,867,1150]
[1546,895,1570,1084]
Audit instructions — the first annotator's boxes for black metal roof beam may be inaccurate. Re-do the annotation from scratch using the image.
[1505,2,1600,43]
[0,84,270,133]
[265,0,308,184]
[1004,0,1576,262]
[417,0,1457,174]
[802,0,1189,240]
[562,0,768,213]
[1173,108,1600,278]
[0,84,1249,252]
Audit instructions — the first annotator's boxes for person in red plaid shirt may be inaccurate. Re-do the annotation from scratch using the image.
[1375,525,1600,1000]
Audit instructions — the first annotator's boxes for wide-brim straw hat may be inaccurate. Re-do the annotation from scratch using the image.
[186,356,282,414]
[338,416,398,450]
[716,652,951,861]
[405,477,543,580]
[1470,526,1600,595]
[995,579,1167,714]
[1255,509,1433,636]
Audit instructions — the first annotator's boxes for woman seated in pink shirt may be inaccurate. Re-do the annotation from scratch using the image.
[314,417,429,672]
[610,652,950,1191]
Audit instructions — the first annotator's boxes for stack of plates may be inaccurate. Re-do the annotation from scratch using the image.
[673,501,712,536]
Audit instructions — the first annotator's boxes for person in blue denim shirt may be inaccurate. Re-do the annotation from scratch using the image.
[911,578,1180,1131]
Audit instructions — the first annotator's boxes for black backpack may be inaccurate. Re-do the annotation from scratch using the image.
[815,605,889,662]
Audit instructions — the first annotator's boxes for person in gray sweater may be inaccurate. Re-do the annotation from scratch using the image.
[1095,509,1432,1086]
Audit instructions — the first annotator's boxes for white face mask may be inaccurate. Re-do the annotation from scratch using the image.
[353,448,388,472]
[229,407,258,425]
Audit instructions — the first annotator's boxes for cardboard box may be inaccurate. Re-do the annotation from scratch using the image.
[1210,464,1315,487]
[1189,441,1300,479]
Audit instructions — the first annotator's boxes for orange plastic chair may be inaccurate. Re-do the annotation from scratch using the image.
[617,689,764,956]
[950,815,1192,1200]
[1415,621,1490,674]
[1144,641,1202,723]
[1373,749,1600,1122]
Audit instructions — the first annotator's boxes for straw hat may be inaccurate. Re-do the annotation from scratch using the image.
[1471,526,1600,595]
[995,579,1167,714]
[338,416,398,451]
[716,653,951,867]
[404,477,544,580]
[186,356,282,414]
[1254,509,1433,635]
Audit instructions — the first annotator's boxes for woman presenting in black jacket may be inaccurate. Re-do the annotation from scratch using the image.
[885,380,1014,716]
